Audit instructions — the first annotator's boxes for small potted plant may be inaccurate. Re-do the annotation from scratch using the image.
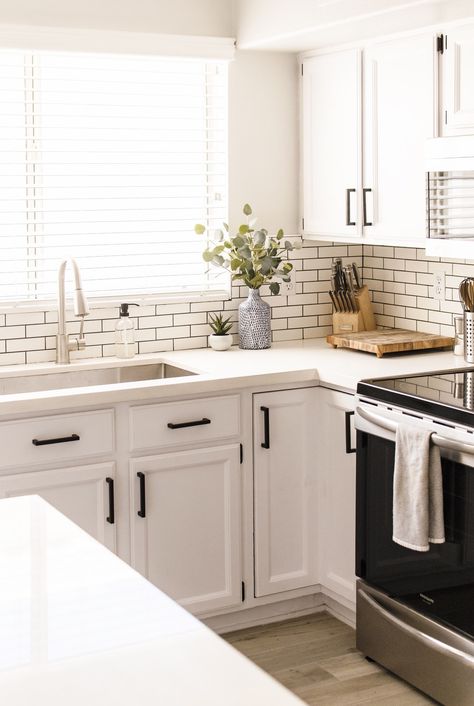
[208,313,233,351]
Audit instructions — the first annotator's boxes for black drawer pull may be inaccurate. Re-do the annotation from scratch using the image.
[105,477,115,524]
[260,406,270,449]
[345,410,356,454]
[32,433,80,446]
[137,472,146,518]
[167,418,211,430]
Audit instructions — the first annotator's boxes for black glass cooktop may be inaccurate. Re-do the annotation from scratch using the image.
[358,367,474,427]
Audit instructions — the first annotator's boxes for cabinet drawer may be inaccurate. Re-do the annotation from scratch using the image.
[130,395,240,452]
[0,409,115,470]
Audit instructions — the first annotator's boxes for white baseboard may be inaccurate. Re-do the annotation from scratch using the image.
[204,593,326,634]
[325,595,356,628]
[204,591,356,635]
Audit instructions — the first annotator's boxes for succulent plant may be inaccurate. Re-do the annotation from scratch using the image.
[209,312,233,336]
[195,203,299,295]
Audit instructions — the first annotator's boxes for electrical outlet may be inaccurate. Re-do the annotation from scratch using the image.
[433,270,445,301]
[281,269,296,295]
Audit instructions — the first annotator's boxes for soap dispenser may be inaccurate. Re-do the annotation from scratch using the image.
[115,303,138,359]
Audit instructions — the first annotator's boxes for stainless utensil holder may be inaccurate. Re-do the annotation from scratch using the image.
[464,312,474,363]
[464,371,474,410]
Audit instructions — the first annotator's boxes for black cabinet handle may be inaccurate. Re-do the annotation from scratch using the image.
[345,411,356,454]
[167,418,211,430]
[106,477,115,524]
[363,188,373,226]
[346,188,356,226]
[137,472,146,518]
[32,433,80,446]
[260,406,270,449]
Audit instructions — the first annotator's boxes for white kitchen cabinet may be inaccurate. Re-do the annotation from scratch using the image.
[301,49,361,240]
[317,388,356,606]
[441,23,474,136]
[363,33,434,244]
[0,462,116,551]
[302,34,434,246]
[130,444,242,615]
[253,388,318,597]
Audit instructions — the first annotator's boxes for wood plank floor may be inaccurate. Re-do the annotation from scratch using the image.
[225,612,437,705]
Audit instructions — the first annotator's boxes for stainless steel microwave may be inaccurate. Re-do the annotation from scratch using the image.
[426,136,474,243]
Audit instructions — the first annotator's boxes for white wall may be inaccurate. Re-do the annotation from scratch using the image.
[0,0,233,36]
[228,50,299,233]
[235,0,474,50]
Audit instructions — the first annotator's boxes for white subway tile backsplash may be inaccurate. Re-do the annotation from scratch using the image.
[367,245,468,336]
[5,241,468,365]
[6,312,44,326]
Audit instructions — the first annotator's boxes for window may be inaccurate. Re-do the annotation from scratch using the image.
[0,50,228,304]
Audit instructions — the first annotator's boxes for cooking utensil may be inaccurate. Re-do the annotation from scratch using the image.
[459,278,474,312]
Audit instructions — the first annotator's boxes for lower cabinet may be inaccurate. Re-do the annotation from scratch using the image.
[253,388,318,597]
[317,388,357,605]
[0,462,116,551]
[130,444,242,615]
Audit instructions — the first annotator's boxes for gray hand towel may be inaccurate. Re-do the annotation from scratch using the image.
[393,424,445,552]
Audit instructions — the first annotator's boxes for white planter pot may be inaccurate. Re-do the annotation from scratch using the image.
[209,334,232,351]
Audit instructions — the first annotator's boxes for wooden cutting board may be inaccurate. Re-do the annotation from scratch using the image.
[327,328,454,358]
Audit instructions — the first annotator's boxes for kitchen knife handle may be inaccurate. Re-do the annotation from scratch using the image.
[260,406,270,449]
[352,262,362,290]
[345,189,356,226]
[363,188,373,227]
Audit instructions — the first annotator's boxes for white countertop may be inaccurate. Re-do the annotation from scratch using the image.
[0,338,469,414]
[0,495,303,706]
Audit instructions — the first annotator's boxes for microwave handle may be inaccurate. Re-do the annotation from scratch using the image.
[356,405,474,456]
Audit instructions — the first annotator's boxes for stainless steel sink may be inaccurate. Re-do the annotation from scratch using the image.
[0,363,196,395]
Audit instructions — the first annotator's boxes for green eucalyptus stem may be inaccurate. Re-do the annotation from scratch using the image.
[194,204,300,296]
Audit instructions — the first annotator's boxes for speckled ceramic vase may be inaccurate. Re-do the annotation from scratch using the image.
[238,288,271,350]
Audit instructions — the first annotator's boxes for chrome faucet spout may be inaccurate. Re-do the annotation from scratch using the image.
[56,258,90,364]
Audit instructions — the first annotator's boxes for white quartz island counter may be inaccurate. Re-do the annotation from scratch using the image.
[0,495,303,706]
[0,338,469,414]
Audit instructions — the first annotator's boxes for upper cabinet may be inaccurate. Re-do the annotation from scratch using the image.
[440,23,474,136]
[301,33,435,246]
[362,33,435,243]
[301,48,361,240]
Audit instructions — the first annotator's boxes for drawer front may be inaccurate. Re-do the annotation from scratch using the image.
[0,409,115,470]
[130,395,240,452]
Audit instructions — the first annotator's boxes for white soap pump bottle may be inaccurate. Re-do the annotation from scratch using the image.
[115,303,138,359]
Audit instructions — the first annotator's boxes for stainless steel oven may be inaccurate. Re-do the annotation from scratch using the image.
[355,369,474,705]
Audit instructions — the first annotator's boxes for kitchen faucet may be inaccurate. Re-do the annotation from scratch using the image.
[56,258,90,364]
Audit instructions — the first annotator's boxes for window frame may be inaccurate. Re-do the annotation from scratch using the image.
[0,41,233,311]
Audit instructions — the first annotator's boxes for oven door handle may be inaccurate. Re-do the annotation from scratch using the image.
[356,406,474,456]
[359,589,474,667]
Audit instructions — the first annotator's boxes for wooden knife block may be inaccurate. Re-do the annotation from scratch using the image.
[332,285,376,334]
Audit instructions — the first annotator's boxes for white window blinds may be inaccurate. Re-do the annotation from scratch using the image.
[0,50,228,304]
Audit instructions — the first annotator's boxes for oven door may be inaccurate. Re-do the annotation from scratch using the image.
[355,402,474,640]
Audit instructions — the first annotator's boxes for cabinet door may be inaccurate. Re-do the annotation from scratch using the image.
[317,388,356,605]
[302,49,361,239]
[253,388,318,597]
[0,462,116,551]
[363,34,434,244]
[130,444,241,615]
[442,24,474,136]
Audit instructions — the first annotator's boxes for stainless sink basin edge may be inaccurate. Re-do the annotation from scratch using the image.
[0,362,197,396]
